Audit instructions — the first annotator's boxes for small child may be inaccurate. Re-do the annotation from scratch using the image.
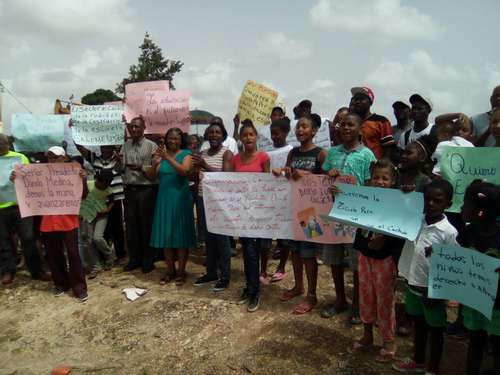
[321,112,376,323]
[393,179,458,374]
[265,117,293,283]
[349,159,405,362]
[231,120,270,312]
[431,113,474,176]
[458,181,500,375]
[397,135,434,193]
[274,114,327,314]
[80,169,115,279]
[13,146,88,301]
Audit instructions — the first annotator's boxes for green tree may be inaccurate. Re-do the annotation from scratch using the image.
[116,32,184,94]
[81,89,121,105]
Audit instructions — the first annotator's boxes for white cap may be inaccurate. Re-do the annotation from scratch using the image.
[47,146,66,156]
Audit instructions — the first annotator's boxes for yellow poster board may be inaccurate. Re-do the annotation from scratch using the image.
[238,80,278,127]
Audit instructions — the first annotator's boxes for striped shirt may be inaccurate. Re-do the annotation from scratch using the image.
[198,146,228,196]
[90,153,125,201]
[361,113,394,159]
[322,144,376,186]
[121,137,158,186]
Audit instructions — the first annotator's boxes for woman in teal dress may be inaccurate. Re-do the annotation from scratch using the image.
[147,127,196,285]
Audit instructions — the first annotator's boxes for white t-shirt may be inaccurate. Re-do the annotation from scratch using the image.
[471,112,495,146]
[397,124,434,149]
[398,216,458,287]
[268,144,293,171]
[432,136,474,175]
[201,136,239,155]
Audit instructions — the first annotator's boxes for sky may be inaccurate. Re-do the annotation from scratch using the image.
[1,0,500,131]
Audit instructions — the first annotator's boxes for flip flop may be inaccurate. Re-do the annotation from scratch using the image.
[293,299,317,314]
[159,273,176,285]
[271,271,286,282]
[279,288,304,302]
[375,348,396,363]
[347,340,372,354]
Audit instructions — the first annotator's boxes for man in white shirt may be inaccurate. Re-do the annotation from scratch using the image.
[470,85,500,146]
[398,94,434,150]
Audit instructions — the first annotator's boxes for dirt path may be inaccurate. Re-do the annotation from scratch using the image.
[1,252,468,375]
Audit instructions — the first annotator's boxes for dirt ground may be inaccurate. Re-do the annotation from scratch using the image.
[1,248,470,375]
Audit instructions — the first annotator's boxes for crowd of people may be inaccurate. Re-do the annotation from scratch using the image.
[1,84,500,375]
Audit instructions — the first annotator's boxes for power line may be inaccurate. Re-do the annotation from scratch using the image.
[0,81,32,113]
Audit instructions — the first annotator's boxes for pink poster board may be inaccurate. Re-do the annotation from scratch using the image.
[14,163,83,218]
[123,80,170,134]
[291,174,356,244]
[142,90,191,134]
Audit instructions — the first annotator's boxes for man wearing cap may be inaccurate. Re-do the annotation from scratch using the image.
[0,134,50,285]
[392,101,413,144]
[350,87,394,159]
[121,116,158,273]
[397,94,434,150]
[470,85,500,146]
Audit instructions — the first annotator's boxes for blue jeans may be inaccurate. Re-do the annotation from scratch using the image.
[240,237,261,297]
[197,195,231,281]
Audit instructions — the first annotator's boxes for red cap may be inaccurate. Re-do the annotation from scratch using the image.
[351,86,375,103]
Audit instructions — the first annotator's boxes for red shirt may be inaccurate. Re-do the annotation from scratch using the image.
[40,215,79,232]
[232,151,269,172]
[360,113,395,159]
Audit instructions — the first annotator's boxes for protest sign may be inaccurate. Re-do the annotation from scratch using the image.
[12,114,66,153]
[14,163,83,217]
[124,80,170,133]
[142,90,191,134]
[70,105,124,146]
[292,175,356,244]
[238,81,278,127]
[429,244,500,320]
[440,147,500,213]
[0,157,22,203]
[79,190,107,222]
[328,183,424,241]
[202,172,293,239]
[258,119,331,152]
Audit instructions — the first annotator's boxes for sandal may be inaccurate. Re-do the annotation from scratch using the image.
[349,307,362,325]
[175,273,186,286]
[160,273,176,285]
[270,271,286,282]
[347,340,372,354]
[375,348,396,363]
[293,297,317,314]
[279,288,304,302]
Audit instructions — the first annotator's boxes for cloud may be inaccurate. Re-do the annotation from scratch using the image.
[175,61,240,118]
[257,32,312,61]
[0,0,133,43]
[309,0,440,39]
[364,50,500,117]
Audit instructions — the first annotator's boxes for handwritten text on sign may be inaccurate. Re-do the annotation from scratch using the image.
[258,119,331,151]
[440,147,500,213]
[329,183,424,241]
[292,175,356,244]
[429,244,500,320]
[238,81,278,127]
[14,163,83,218]
[143,90,191,134]
[202,172,293,239]
[71,105,124,146]
[124,80,170,134]
[12,114,66,153]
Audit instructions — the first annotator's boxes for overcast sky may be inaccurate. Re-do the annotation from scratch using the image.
[1,0,499,131]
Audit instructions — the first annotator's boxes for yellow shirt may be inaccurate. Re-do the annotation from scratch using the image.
[0,151,30,209]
